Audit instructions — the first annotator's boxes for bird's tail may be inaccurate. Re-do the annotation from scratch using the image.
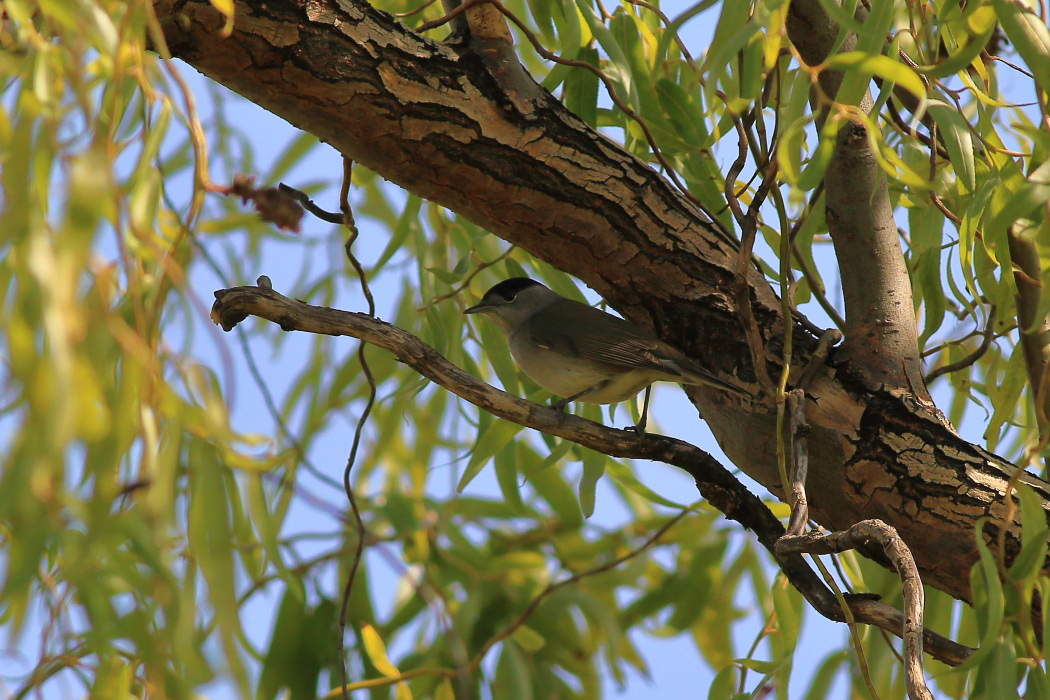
[667,358,752,398]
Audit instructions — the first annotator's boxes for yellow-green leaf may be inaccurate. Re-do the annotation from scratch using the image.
[361,624,400,678]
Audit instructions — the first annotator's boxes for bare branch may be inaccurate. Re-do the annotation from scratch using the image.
[784,390,809,537]
[924,307,998,384]
[209,282,974,667]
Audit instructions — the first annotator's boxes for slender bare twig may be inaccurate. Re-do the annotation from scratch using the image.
[924,307,998,384]
[396,0,440,18]
[784,391,809,537]
[796,329,842,393]
[420,247,516,308]
[278,183,343,224]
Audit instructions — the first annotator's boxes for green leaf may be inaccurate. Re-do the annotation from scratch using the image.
[605,460,683,508]
[511,624,547,652]
[735,657,781,674]
[257,587,322,700]
[943,519,1005,676]
[528,464,583,527]
[361,624,400,678]
[494,442,526,512]
[992,0,1050,91]
[823,52,926,105]
[985,160,1050,264]
[655,79,709,150]
[1027,665,1050,700]
[459,417,524,492]
[578,448,605,518]
[1008,482,1050,582]
[269,131,319,181]
[707,665,738,700]
[561,47,600,126]
[493,641,534,700]
[926,100,976,193]
[802,651,848,700]
[540,2,583,91]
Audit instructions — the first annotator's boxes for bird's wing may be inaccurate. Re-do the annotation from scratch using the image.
[526,299,682,376]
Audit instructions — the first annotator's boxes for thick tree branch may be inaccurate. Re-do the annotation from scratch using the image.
[209,282,974,666]
[153,0,1050,603]
[1009,230,1050,433]
[786,0,926,393]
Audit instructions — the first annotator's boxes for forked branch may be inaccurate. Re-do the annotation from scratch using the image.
[777,353,933,700]
[776,522,933,700]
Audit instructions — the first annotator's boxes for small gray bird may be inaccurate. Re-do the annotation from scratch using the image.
[464,278,749,431]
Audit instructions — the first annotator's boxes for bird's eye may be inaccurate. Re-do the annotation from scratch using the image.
[502,293,516,303]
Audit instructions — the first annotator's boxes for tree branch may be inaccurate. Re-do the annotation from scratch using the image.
[155,0,1050,603]
[786,0,926,394]
[208,281,974,667]
[777,522,933,700]
[1009,230,1050,433]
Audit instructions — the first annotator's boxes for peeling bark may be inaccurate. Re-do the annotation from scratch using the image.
[153,0,1050,602]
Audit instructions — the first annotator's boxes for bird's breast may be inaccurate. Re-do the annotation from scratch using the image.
[508,340,655,404]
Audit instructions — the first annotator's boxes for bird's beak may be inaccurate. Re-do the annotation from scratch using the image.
[464,301,491,315]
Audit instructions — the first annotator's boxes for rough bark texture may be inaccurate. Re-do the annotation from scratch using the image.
[152,0,1050,602]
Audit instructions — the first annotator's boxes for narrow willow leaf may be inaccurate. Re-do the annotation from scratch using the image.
[655,78,709,150]
[459,419,524,492]
[944,520,1005,676]
[493,641,534,700]
[269,131,319,181]
[561,47,600,126]
[435,679,456,700]
[578,448,605,518]
[528,465,583,526]
[604,460,682,508]
[707,665,738,700]
[494,442,526,511]
[541,0,586,91]
[512,624,547,652]
[992,0,1050,90]
[926,100,976,192]
[1008,483,1050,582]
[802,651,848,700]
[361,624,400,678]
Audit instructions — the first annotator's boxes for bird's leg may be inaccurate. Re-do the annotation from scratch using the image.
[550,380,611,412]
[624,385,652,433]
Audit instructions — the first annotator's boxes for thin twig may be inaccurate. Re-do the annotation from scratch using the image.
[470,511,690,665]
[334,158,377,700]
[924,307,998,384]
[420,247,516,309]
[784,390,809,537]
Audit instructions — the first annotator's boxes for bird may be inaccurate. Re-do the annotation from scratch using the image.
[464,278,750,431]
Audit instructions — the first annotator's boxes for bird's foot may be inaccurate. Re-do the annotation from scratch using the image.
[623,422,647,434]
[550,398,569,412]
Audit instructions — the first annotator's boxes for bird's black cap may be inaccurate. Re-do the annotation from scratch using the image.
[483,277,543,301]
